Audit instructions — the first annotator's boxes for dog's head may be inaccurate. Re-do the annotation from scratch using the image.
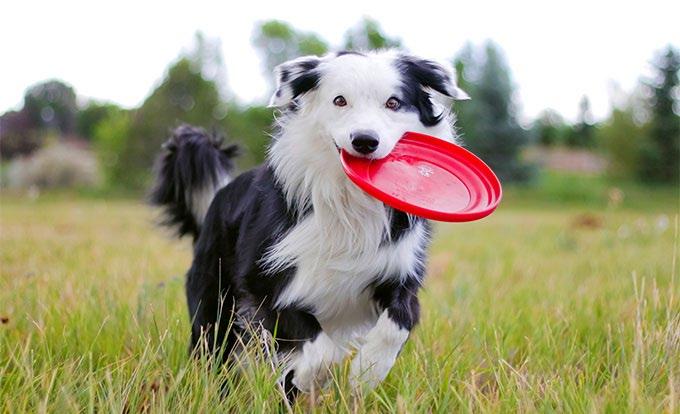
[269,50,469,159]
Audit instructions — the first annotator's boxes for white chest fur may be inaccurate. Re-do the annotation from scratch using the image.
[265,127,429,345]
[266,211,427,345]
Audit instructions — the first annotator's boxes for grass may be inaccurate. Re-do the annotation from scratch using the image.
[1,180,678,412]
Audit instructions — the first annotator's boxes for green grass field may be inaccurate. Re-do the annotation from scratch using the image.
[1,182,678,413]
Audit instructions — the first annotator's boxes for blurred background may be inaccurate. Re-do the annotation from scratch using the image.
[0,1,678,202]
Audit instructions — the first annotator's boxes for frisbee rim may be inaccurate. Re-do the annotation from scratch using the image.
[340,132,502,222]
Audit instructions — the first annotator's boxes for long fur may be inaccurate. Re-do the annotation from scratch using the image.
[149,124,238,239]
[150,50,468,402]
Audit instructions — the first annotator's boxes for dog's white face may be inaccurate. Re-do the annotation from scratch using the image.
[269,50,469,160]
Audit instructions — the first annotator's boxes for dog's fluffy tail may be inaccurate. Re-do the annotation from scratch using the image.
[149,124,238,240]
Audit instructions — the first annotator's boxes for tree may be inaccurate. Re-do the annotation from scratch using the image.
[92,108,131,186]
[342,17,401,51]
[454,42,533,182]
[100,29,282,189]
[534,109,571,146]
[566,96,596,147]
[640,46,680,182]
[81,32,236,189]
[23,80,78,135]
[253,20,329,86]
[0,110,41,159]
[77,101,122,140]
[1,79,78,159]
[222,104,273,168]
[189,32,230,101]
[121,57,225,188]
[597,104,648,179]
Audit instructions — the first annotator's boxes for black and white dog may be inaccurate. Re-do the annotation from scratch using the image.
[151,50,468,399]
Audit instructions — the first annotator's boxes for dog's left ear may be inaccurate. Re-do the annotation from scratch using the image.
[268,56,323,108]
[396,55,470,103]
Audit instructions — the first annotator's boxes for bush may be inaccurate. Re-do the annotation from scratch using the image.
[596,106,649,180]
[222,104,273,169]
[92,109,131,187]
[454,42,534,182]
[0,110,43,160]
[6,142,102,189]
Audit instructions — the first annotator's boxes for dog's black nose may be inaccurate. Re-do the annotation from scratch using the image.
[351,131,379,154]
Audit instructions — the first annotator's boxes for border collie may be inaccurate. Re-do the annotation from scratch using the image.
[150,50,468,401]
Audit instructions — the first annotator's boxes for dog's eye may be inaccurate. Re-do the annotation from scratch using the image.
[385,97,401,110]
[333,95,347,107]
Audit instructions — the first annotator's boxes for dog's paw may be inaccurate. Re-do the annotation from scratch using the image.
[349,347,397,390]
[291,361,332,393]
[289,332,346,393]
[349,312,410,390]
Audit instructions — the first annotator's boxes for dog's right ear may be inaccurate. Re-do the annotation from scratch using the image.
[268,56,323,108]
[396,54,470,103]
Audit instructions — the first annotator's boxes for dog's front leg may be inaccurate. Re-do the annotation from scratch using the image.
[271,307,347,400]
[289,331,347,392]
[350,281,420,389]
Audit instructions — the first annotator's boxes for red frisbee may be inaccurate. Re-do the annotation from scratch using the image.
[341,131,502,222]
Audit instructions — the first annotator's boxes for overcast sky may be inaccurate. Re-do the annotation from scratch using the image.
[3,0,678,123]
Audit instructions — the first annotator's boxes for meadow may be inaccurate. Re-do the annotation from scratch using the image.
[1,178,678,413]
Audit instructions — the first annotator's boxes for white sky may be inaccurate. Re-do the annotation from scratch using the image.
[2,0,678,123]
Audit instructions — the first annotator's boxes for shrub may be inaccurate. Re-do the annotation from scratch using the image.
[6,142,102,189]
[92,109,131,187]
[597,107,649,179]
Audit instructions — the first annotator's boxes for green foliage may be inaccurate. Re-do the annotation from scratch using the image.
[596,46,678,183]
[505,171,609,207]
[117,57,226,189]
[533,109,573,146]
[639,46,680,182]
[253,20,329,85]
[222,104,273,169]
[77,101,122,140]
[505,170,678,210]
[298,35,329,57]
[455,42,534,182]
[23,80,78,135]
[342,17,401,51]
[4,22,674,194]
[84,31,273,190]
[253,17,400,86]
[83,33,237,190]
[566,96,596,148]
[189,32,231,100]
[92,108,132,187]
[597,105,649,179]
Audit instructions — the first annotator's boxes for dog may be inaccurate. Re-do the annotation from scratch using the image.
[150,49,469,401]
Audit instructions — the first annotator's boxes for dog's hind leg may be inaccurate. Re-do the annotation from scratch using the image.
[185,200,237,363]
[186,265,237,364]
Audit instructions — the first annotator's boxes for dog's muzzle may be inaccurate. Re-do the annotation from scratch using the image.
[350,130,379,155]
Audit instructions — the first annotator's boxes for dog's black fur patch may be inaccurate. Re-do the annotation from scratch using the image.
[149,125,238,240]
[274,58,322,103]
[395,55,456,127]
[290,71,321,101]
